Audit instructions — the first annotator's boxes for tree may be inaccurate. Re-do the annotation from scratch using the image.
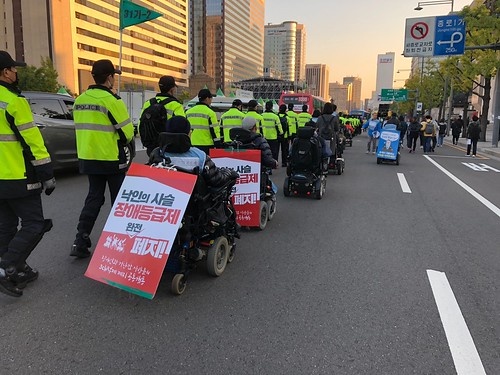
[18,57,61,93]
[441,1,500,140]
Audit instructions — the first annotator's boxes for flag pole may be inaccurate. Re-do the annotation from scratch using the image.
[118,29,123,95]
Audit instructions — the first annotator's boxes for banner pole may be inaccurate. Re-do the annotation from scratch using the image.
[118,29,123,95]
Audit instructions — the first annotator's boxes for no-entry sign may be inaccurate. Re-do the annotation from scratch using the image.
[404,17,436,57]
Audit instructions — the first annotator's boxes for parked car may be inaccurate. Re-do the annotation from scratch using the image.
[23,91,135,170]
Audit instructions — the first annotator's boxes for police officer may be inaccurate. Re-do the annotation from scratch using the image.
[0,51,55,297]
[277,104,289,167]
[139,75,185,155]
[297,104,312,128]
[245,99,263,133]
[186,89,220,153]
[70,59,135,258]
[220,99,244,143]
[286,103,298,143]
[261,101,283,162]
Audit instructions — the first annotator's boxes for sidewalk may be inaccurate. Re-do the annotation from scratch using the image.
[444,126,500,159]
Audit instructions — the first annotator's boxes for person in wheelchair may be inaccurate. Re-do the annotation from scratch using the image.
[229,116,278,170]
[148,116,238,186]
[288,126,327,175]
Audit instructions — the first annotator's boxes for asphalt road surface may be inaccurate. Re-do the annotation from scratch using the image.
[1,135,499,374]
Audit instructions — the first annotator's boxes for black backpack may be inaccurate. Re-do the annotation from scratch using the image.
[279,113,289,134]
[291,127,320,171]
[424,122,434,135]
[139,97,174,149]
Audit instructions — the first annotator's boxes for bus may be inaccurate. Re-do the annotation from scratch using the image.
[349,109,370,121]
[279,93,327,114]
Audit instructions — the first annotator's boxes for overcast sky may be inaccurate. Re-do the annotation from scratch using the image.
[265,0,472,99]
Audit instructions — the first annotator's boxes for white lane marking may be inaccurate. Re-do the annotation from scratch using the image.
[427,270,486,375]
[424,155,500,218]
[397,173,412,193]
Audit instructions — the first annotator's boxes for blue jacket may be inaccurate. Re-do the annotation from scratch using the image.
[362,119,382,138]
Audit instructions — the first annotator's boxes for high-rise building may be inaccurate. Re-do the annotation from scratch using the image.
[329,82,351,113]
[305,64,329,100]
[374,52,395,103]
[264,21,297,82]
[190,0,265,91]
[0,0,189,95]
[343,76,362,110]
[264,21,306,85]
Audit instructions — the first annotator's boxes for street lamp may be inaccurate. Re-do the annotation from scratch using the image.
[414,0,454,12]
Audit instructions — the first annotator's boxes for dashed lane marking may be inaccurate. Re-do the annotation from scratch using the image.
[397,173,412,193]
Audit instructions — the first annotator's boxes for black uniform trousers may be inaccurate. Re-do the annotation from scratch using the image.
[268,139,279,162]
[74,173,125,247]
[0,194,45,269]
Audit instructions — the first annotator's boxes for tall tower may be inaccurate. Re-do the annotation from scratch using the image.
[343,76,362,111]
[264,21,297,82]
[189,0,265,91]
[305,64,329,100]
[374,52,395,102]
[295,24,306,85]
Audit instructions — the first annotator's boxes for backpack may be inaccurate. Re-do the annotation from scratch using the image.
[424,122,434,135]
[279,114,289,134]
[291,127,320,171]
[139,97,174,149]
[438,123,447,135]
[409,121,420,132]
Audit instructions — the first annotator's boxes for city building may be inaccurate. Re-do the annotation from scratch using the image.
[374,52,395,103]
[190,0,265,92]
[343,76,362,110]
[232,77,300,100]
[264,21,306,85]
[0,0,189,95]
[329,82,351,114]
[305,64,329,100]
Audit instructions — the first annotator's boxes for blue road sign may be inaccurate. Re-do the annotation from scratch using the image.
[434,15,465,56]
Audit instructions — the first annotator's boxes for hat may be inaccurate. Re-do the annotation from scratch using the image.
[0,51,26,69]
[242,116,257,130]
[248,99,258,108]
[165,116,191,134]
[91,59,121,76]
[232,99,242,107]
[159,75,177,90]
[198,88,215,100]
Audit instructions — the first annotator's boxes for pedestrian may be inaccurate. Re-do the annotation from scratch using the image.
[362,111,382,154]
[186,89,220,154]
[138,75,185,156]
[420,115,435,154]
[451,115,463,144]
[437,118,447,147]
[277,104,290,167]
[70,59,135,258]
[297,104,312,128]
[397,115,408,148]
[261,101,283,162]
[407,116,420,153]
[0,51,56,297]
[431,116,439,151]
[220,99,244,143]
[308,109,322,128]
[466,115,481,157]
[316,102,339,163]
[245,99,264,133]
[286,103,298,144]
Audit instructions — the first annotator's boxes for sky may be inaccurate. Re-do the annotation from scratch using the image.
[265,0,472,99]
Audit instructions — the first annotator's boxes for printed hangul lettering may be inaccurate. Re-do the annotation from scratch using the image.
[437,20,444,27]
[114,203,141,219]
[151,193,175,207]
[131,191,150,203]
[154,240,169,259]
[126,223,143,233]
[137,205,154,221]
[446,19,453,27]
[120,189,135,202]
[131,237,149,256]
[151,207,168,222]
[162,209,181,225]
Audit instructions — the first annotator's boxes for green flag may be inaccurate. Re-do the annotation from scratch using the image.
[120,0,162,30]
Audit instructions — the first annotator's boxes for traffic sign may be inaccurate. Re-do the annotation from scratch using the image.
[434,15,465,56]
[404,15,465,57]
[404,17,435,57]
[380,89,408,102]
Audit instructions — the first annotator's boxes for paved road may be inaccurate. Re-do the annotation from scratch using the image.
[1,135,499,374]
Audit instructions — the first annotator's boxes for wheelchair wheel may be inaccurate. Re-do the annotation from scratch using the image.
[267,198,276,221]
[396,153,400,165]
[314,180,323,200]
[377,157,382,164]
[207,236,229,276]
[283,178,290,197]
[227,243,236,263]
[259,201,268,230]
[336,160,343,175]
[171,273,187,295]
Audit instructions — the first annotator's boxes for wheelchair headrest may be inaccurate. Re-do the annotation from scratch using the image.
[229,128,252,142]
[158,132,191,153]
[297,126,316,139]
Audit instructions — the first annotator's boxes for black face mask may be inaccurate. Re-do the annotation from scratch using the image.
[12,71,19,86]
